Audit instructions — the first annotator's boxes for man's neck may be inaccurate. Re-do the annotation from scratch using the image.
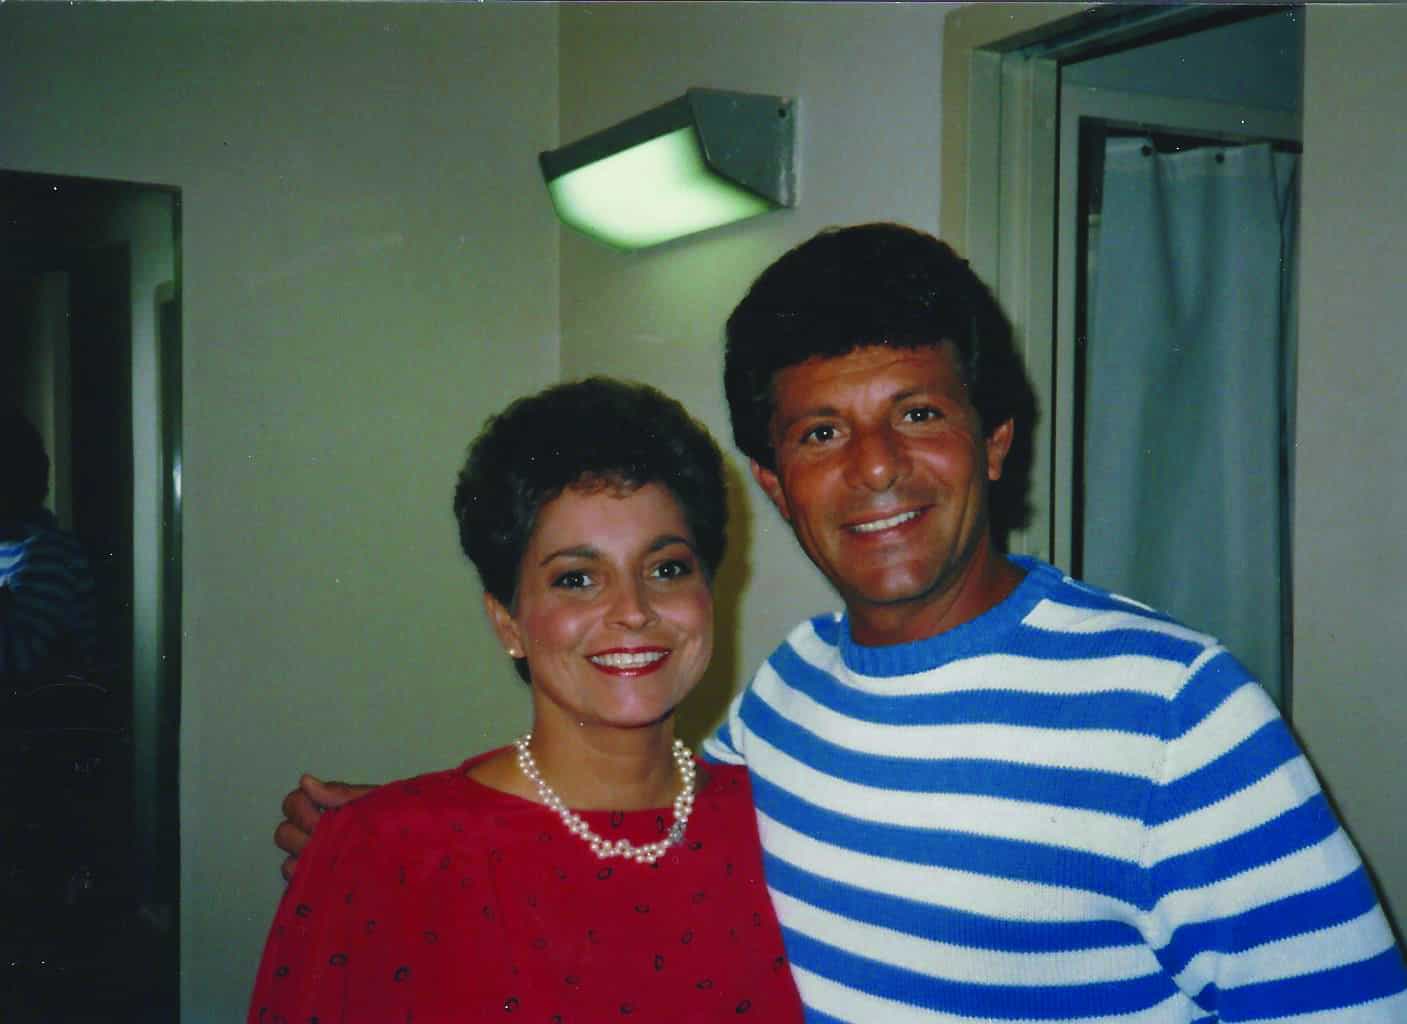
[847,541,1025,647]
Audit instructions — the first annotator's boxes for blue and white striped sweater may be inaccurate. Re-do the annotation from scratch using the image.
[704,558,1406,1022]
[0,516,97,676]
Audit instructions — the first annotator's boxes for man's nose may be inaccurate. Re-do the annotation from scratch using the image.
[846,426,910,492]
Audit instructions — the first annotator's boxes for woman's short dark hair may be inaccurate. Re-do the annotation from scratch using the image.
[453,377,727,613]
[724,222,1034,465]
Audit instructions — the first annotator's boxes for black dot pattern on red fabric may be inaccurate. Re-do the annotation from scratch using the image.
[247,754,802,1022]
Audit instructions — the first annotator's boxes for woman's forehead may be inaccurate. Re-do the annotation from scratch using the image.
[529,482,693,553]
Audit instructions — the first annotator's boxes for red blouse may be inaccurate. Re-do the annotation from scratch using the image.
[249,752,802,1023]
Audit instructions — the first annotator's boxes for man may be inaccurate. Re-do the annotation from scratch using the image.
[1,409,97,679]
[279,224,1406,1020]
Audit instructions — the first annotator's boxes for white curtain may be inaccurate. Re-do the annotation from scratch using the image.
[1083,137,1299,704]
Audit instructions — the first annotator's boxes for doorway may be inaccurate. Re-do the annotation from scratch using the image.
[953,5,1303,707]
[1,170,181,1022]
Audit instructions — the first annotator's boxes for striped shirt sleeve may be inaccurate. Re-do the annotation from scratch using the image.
[1140,648,1407,1019]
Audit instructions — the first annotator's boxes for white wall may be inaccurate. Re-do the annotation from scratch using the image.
[1295,4,1407,932]
[0,4,559,1018]
[558,3,958,738]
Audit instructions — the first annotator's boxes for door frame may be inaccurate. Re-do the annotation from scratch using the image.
[942,3,1291,561]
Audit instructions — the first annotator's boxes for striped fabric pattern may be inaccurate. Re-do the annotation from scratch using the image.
[0,516,98,676]
[703,558,1407,1022]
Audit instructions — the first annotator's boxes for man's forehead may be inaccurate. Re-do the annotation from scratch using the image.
[768,341,972,422]
[773,340,964,388]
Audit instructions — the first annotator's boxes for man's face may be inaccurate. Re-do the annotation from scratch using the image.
[751,343,1013,641]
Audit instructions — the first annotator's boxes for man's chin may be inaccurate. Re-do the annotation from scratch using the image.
[843,573,948,610]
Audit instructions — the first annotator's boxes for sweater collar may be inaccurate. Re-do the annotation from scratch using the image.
[834,556,1060,677]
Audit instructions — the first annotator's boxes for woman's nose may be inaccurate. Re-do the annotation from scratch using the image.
[846,426,910,492]
[609,579,657,629]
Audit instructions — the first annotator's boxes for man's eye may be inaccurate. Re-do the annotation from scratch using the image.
[902,407,942,424]
[652,559,694,581]
[800,424,837,444]
[552,570,593,589]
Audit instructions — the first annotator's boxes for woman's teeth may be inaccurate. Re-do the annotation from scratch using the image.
[590,651,667,668]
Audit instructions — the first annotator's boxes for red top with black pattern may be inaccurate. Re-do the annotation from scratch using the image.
[248,752,802,1023]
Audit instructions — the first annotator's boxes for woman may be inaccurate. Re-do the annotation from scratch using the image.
[248,379,803,1022]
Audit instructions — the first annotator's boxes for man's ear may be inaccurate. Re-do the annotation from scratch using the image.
[749,459,791,522]
[483,592,524,658]
[985,418,1016,482]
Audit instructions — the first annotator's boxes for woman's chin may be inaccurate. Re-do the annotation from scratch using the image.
[567,702,683,734]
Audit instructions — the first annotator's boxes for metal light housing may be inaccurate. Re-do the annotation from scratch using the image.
[539,88,797,251]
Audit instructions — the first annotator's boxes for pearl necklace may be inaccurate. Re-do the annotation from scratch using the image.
[512,733,696,865]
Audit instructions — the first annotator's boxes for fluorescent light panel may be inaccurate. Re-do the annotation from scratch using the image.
[540,89,795,251]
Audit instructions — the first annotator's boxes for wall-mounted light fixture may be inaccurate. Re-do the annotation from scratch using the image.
[539,88,797,251]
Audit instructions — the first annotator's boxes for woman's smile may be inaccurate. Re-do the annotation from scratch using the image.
[588,646,671,675]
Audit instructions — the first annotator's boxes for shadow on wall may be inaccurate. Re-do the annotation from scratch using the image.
[675,459,753,746]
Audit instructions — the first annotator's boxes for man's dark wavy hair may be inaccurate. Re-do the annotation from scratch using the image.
[454,375,726,617]
[723,222,1037,545]
[1,409,51,519]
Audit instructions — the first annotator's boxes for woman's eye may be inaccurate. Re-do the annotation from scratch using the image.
[552,570,593,590]
[800,424,837,444]
[651,559,694,581]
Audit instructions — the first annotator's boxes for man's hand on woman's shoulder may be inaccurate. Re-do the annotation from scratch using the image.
[275,774,377,881]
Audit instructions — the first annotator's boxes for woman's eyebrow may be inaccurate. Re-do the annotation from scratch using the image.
[540,534,696,566]
[649,534,696,554]
[538,544,599,566]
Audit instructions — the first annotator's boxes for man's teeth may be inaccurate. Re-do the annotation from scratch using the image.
[851,510,920,534]
[590,651,667,668]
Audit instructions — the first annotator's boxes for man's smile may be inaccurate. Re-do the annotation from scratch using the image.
[847,507,925,534]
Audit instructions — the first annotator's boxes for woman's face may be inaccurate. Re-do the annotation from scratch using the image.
[485,481,714,734]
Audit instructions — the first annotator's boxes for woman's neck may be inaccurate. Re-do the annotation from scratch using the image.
[471,718,686,812]
[533,719,684,810]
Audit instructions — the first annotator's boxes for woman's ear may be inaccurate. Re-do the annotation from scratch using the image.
[483,592,524,659]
